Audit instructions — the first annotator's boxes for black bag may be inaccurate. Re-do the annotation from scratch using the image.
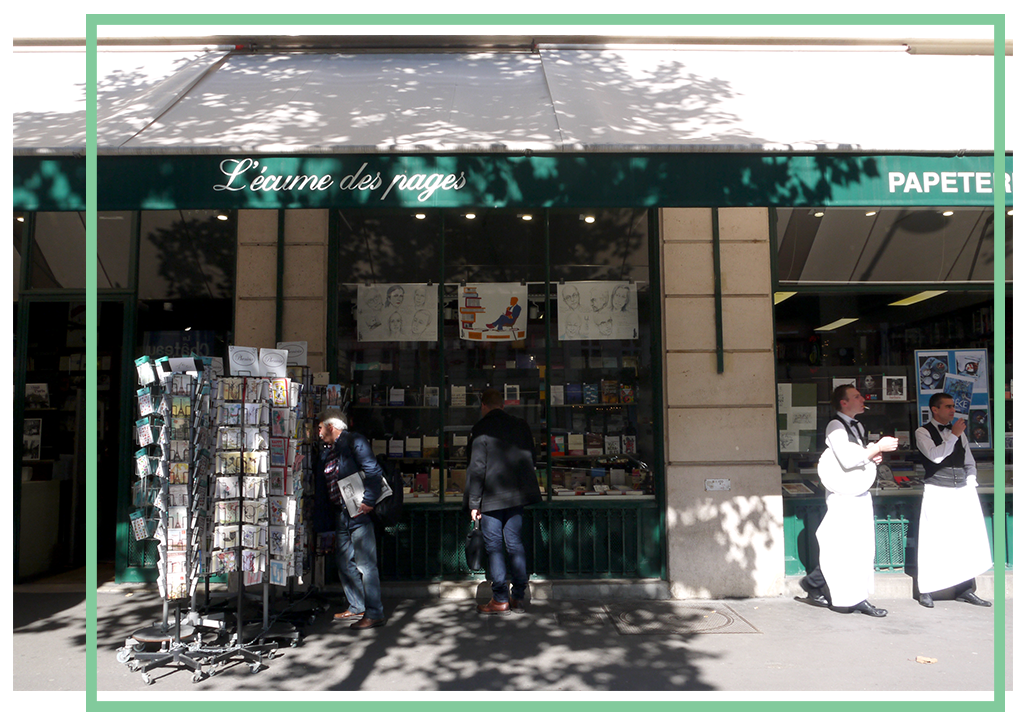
[465,518,485,571]
[372,454,405,528]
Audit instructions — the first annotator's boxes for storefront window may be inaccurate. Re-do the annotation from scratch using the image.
[334,208,658,503]
[27,212,85,289]
[136,210,236,361]
[773,206,1012,471]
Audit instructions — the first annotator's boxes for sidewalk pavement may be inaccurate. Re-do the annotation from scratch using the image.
[13,568,1011,696]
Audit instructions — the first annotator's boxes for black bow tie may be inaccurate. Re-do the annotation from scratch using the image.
[938,424,953,431]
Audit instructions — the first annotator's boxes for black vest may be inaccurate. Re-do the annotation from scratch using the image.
[920,422,968,485]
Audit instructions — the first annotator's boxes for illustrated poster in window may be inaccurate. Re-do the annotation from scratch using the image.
[356,283,440,342]
[556,282,638,341]
[459,283,527,342]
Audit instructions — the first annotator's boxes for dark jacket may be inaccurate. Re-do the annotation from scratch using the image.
[463,408,543,513]
[316,430,383,530]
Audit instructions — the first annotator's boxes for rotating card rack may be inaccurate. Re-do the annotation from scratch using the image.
[117,358,214,684]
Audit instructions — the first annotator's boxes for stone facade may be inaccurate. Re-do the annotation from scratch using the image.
[235,209,329,374]
[660,207,784,598]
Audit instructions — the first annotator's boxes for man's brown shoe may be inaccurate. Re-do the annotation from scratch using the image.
[349,616,386,629]
[333,610,364,620]
[477,599,511,615]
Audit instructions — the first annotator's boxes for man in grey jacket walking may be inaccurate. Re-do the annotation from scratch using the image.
[464,389,543,614]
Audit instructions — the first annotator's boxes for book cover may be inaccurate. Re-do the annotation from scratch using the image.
[550,385,564,406]
[620,384,635,403]
[601,379,619,404]
[550,434,567,457]
[585,432,604,456]
[504,384,520,406]
[605,435,622,456]
[582,383,600,404]
[565,383,582,404]
[568,432,585,456]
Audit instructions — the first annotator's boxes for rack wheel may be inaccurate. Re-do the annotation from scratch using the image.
[131,642,146,653]
[267,644,278,659]
[250,663,262,674]
[116,648,132,664]
[192,671,206,683]
[141,673,153,685]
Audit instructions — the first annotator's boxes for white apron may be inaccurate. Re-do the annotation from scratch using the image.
[816,489,875,607]
[917,483,992,593]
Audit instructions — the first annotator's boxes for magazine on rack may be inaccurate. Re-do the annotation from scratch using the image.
[336,470,392,518]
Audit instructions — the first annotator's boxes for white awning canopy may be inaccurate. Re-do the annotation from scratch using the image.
[13,45,1009,156]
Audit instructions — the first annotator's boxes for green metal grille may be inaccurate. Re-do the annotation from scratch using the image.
[873,516,909,571]
[372,503,662,581]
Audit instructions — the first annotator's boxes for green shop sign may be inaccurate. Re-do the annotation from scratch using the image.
[17,153,1013,212]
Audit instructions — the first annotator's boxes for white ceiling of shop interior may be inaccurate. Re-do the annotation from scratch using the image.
[12,46,1009,155]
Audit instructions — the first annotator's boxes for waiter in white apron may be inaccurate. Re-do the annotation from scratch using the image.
[914,393,992,608]
[803,385,899,617]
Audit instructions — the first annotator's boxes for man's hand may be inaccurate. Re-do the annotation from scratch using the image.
[951,418,967,437]
[356,503,373,516]
[471,508,481,521]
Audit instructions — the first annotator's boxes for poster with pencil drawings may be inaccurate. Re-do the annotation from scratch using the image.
[356,283,440,342]
[556,281,638,341]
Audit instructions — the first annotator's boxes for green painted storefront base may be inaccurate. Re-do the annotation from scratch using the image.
[119,501,664,584]
[783,492,1012,576]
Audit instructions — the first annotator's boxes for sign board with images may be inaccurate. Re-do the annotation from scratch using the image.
[915,348,990,449]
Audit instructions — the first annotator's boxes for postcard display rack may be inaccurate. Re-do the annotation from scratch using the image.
[117,357,310,683]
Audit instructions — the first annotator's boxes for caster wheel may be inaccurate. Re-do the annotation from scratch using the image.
[116,649,132,664]
[132,642,146,653]
[250,663,262,674]
[192,672,205,683]
[290,640,300,648]
[267,645,278,659]
[141,673,153,685]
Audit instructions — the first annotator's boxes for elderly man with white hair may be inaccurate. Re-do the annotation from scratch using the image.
[317,408,386,629]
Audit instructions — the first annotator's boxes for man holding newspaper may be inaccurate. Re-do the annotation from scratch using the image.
[317,409,389,630]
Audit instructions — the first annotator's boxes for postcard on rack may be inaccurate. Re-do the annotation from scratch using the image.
[259,348,289,378]
[277,341,308,367]
[228,346,260,377]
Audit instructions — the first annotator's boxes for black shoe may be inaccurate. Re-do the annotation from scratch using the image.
[956,591,992,607]
[797,579,830,608]
[918,593,934,608]
[852,600,888,617]
[508,597,526,613]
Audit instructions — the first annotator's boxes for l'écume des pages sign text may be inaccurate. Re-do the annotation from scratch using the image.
[88,154,1014,210]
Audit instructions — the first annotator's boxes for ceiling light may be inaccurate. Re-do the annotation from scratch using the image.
[520,214,533,221]
[216,214,228,221]
[415,213,426,220]
[865,211,877,217]
[773,292,797,305]
[813,211,824,218]
[942,210,954,217]
[814,317,858,332]
[888,290,947,307]
[465,213,476,220]
[16,216,25,222]
[1008,209,1014,216]
[583,215,596,224]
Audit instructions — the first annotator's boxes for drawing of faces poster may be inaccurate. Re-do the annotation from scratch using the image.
[915,348,990,448]
[556,282,638,341]
[459,283,527,342]
[356,284,439,342]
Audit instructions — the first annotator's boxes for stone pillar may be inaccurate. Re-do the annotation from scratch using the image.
[660,207,784,598]
[234,209,328,373]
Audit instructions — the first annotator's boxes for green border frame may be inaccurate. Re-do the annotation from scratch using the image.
[84,13,1008,712]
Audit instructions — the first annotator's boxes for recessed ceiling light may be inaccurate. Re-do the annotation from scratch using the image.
[814,317,858,332]
[865,211,877,217]
[465,213,476,220]
[888,290,947,307]
[415,213,426,220]
[1008,209,1014,216]
[813,211,825,218]
[520,214,533,221]
[583,215,596,224]
[216,214,228,221]
[942,210,954,217]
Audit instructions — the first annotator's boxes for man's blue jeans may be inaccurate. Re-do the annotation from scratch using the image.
[336,510,383,619]
[481,506,528,603]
